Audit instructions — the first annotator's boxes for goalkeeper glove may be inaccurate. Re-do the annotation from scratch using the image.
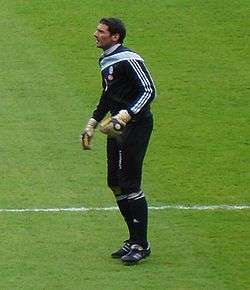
[80,118,98,150]
[99,110,131,137]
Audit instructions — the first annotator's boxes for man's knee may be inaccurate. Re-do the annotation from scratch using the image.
[108,184,121,196]
[108,185,131,201]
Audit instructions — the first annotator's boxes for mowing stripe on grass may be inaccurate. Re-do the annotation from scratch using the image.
[0,205,249,213]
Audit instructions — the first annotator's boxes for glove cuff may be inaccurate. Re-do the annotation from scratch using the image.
[87,118,98,129]
[117,110,131,123]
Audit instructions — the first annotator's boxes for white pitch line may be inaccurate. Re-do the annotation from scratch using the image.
[0,205,249,213]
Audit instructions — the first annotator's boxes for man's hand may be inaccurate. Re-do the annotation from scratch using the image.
[80,118,98,150]
[99,110,131,137]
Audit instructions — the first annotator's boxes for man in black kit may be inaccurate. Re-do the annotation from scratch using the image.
[81,18,156,265]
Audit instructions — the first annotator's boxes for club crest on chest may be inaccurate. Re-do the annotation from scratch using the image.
[107,65,114,81]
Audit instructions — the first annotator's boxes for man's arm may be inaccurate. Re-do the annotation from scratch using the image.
[125,59,156,117]
[91,89,110,122]
[81,82,110,150]
[92,75,110,122]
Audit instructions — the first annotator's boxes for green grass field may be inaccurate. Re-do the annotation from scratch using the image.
[0,0,249,289]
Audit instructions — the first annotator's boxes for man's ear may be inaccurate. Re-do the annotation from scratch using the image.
[112,33,120,42]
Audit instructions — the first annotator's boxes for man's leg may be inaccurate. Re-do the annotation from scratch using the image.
[127,191,148,248]
[119,147,149,249]
[119,114,153,263]
[107,137,136,250]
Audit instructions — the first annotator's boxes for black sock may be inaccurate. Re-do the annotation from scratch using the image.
[117,198,136,242]
[128,194,148,249]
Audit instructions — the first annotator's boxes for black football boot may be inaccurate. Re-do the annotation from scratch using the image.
[111,240,132,259]
[121,243,151,265]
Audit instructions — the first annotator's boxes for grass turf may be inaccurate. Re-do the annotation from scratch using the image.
[0,0,249,289]
[0,211,249,290]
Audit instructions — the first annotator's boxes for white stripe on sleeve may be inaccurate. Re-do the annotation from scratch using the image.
[128,59,153,114]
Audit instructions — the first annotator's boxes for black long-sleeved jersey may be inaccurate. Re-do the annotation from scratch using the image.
[92,45,156,122]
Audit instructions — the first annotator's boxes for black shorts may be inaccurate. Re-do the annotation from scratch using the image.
[107,112,153,195]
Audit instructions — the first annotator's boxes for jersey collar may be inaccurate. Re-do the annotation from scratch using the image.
[102,43,122,56]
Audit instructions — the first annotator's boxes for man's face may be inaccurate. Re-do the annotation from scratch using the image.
[94,23,119,50]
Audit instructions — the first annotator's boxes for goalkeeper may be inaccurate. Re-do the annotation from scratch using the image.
[81,18,156,265]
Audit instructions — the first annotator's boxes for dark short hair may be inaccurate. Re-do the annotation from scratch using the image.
[99,17,126,44]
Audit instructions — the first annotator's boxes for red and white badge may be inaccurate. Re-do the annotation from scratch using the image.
[108,66,114,80]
